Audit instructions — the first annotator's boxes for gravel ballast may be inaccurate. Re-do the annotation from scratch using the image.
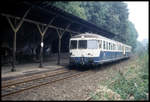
[2,58,134,100]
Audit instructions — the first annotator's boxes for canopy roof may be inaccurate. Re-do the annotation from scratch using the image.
[0,1,125,41]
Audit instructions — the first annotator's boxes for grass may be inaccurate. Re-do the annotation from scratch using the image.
[89,52,149,100]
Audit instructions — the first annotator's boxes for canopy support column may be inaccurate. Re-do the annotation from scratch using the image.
[57,23,71,65]
[5,7,31,72]
[37,15,56,68]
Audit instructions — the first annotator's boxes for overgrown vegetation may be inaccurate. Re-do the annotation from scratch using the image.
[42,1,138,51]
[90,52,149,100]
[108,53,148,100]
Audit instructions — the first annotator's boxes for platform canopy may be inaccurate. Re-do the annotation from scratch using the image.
[0,0,125,41]
[0,1,125,70]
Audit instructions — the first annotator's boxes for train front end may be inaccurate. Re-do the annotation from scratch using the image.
[69,35,100,66]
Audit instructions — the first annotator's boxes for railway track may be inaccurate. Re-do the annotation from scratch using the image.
[2,68,68,86]
[1,68,85,97]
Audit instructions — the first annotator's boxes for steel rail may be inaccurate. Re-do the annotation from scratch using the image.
[2,68,67,84]
[2,70,87,97]
[2,68,68,88]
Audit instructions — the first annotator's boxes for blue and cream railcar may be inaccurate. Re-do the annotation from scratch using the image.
[69,32,132,66]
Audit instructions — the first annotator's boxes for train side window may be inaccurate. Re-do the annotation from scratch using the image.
[117,44,118,50]
[113,44,115,50]
[112,44,114,50]
[106,42,108,50]
[113,44,114,50]
[120,45,121,51]
[117,44,119,50]
[107,42,109,50]
[105,41,106,50]
[103,41,105,49]
[108,42,109,50]
[99,40,102,49]
[119,44,121,51]
[120,45,122,51]
[100,40,102,48]
[121,45,122,51]
[109,42,110,50]
[105,41,107,50]
[111,43,112,50]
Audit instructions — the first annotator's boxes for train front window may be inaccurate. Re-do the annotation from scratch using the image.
[70,40,77,49]
[79,40,87,49]
[87,40,98,49]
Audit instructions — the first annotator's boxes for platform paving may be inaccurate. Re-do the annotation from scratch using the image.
[1,59,69,81]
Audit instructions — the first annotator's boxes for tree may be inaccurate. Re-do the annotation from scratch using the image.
[45,1,87,20]
[126,21,138,51]
[42,1,138,51]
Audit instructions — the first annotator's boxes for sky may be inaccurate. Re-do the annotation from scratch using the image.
[124,1,149,41]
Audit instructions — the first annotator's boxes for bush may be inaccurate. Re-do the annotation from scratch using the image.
[107,53,149,100]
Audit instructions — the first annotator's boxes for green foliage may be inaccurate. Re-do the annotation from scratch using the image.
[90,93,101,100]
[81,2,138,50]
[126,21,138,51]
[134,41,145,55]
[43,1,138,51]
[51,1,87,20]
[134,39,148,55]
[107,53,149,100]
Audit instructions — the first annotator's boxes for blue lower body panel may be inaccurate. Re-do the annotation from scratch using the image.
[69,57,99,66]
[69,51,130,66]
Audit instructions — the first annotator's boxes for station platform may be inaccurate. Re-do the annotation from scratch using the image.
[1,59,69,81]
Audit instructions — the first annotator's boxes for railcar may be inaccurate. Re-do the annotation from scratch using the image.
[69,32,132,66]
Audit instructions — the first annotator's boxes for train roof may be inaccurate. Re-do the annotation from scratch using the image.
[71,32,102,38]
[71,32,132,48]
[71,32,117,42]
